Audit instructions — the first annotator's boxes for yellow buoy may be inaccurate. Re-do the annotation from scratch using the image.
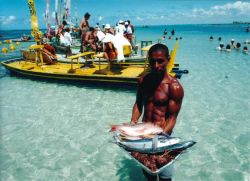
[9,44,16,50]
[2,47,8,53]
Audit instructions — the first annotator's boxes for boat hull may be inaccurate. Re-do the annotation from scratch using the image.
[1,58,145,87]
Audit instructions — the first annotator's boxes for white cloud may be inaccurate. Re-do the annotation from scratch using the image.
[189,1,250,17]
[98,16,103,21]
[0,15,16,25]
[136,16,144,21]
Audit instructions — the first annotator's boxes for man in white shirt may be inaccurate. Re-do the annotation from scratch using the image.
[59,27,72,57]
[115,20,126,35]
[124,21,133,46]
[63,27,72,46]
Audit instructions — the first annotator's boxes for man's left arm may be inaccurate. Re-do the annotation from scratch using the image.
[164,81,184,134]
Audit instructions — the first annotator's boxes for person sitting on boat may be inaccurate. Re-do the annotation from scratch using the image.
[58,29,72,58]
[103,24,117,63]
[49,26,56,40]
[79,12,91,52]
[83,27,100,52]
[243,46,248,54]
[21,34,31,41]
[39,40,58,64]
[56,20,68,42]
[105,24,115,35]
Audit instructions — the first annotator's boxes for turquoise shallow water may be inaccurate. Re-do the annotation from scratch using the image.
[0,24,250,181]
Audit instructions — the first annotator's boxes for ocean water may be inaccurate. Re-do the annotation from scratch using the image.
[0,24,250,181]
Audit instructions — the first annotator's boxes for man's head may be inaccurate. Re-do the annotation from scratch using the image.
[62,20,68,26]
[84,12,91,19]
[64,26,70,32]
[148,43,170,72]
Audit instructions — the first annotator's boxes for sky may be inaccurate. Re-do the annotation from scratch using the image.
[0,0,250,30]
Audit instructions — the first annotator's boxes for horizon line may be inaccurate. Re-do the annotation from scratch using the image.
[1,22,249,31]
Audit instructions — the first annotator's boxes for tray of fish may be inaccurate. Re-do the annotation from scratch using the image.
[110,122,196,175]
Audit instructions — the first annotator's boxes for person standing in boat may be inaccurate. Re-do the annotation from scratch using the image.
[115,20,126,35]
[130,43,184,181]
[79,12,91,52]
[124,21,133,47]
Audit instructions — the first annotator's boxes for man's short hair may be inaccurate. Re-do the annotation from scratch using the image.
[62,20,68,26]
[85,12,91,18]
[148,43,170,59]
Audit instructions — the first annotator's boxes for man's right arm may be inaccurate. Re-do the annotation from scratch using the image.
[131,83,143,124]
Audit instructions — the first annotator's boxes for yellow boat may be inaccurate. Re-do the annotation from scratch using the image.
[1,42,188,86]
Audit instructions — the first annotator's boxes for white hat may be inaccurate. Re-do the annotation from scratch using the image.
[125,21,129,25]
[119,20,124,24]
[231,39,235,41]
[105,24,111,29]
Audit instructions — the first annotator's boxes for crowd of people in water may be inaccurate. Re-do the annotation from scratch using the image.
[160,28,182,42]
[44,12,135,63]
[209,36,249,54]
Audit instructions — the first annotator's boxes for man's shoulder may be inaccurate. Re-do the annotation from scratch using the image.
[167,76,184,100]
[162,74,180,85]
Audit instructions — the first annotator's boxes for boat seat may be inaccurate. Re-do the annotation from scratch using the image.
[67,51,95,72]
[67,51,95,60]
[93,52,104,59]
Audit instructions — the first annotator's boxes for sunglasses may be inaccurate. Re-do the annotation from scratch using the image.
[149,58,165,65]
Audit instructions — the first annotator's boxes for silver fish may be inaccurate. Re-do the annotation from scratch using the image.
[113,133,196,154]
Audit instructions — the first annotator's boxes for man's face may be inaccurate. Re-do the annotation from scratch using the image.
[149,50,168,72]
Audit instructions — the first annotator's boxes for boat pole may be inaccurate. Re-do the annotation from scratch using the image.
[27,0,44,66]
